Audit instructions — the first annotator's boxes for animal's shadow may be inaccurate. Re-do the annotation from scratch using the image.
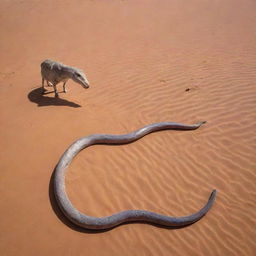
[28,87,81,108]
[49,168,192,233]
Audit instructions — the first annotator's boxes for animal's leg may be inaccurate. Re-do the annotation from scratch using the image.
[53,83,59,97]
[47,81,52,87]
[42,78,46,94]
[63,82,67,93]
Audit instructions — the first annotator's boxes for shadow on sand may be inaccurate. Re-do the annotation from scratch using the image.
[28,87,81,108]
[49,168,192,233]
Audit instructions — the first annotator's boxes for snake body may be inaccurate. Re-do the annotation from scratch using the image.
[54,121,216,230]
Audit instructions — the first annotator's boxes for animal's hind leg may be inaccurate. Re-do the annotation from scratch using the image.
[53,83,59,98]
[47,81,53,87]
[41,78,46,94]
[63,82,67,93]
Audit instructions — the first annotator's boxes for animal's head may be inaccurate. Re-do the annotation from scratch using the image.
[72,70,90,89]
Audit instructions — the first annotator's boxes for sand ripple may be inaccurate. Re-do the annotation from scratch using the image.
[0,0,256,255]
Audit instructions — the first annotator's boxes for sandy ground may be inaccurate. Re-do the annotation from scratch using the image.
[0,0,256,255]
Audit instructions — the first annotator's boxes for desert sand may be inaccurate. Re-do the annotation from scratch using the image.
[0,0,256,255]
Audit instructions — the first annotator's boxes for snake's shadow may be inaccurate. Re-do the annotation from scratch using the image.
[49,167,192,233]
[28,87,81,108]
[49,168,105,234]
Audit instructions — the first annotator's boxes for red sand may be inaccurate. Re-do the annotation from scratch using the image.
[1,0,256,255]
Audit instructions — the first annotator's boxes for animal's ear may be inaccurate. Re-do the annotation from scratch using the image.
[56,63,61,70]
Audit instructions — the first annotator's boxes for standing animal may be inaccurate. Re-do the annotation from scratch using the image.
[41,59,89,97]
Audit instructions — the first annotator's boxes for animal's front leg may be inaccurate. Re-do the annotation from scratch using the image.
[63,82,67,93]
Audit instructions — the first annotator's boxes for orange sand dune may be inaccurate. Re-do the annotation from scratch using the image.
[0,0,256,255]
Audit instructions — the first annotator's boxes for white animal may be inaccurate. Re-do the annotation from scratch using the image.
[41,59,89,97]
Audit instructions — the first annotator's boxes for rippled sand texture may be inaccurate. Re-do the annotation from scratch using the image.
[0,0,256,255]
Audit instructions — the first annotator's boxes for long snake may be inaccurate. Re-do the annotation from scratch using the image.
[54,121,216,230]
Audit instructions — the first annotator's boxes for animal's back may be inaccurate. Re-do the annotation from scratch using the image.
[41,59,65,83]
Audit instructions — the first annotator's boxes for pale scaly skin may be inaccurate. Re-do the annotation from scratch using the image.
[54,121,217,230]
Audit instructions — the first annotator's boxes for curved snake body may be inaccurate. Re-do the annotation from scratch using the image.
[54,121,216,230]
